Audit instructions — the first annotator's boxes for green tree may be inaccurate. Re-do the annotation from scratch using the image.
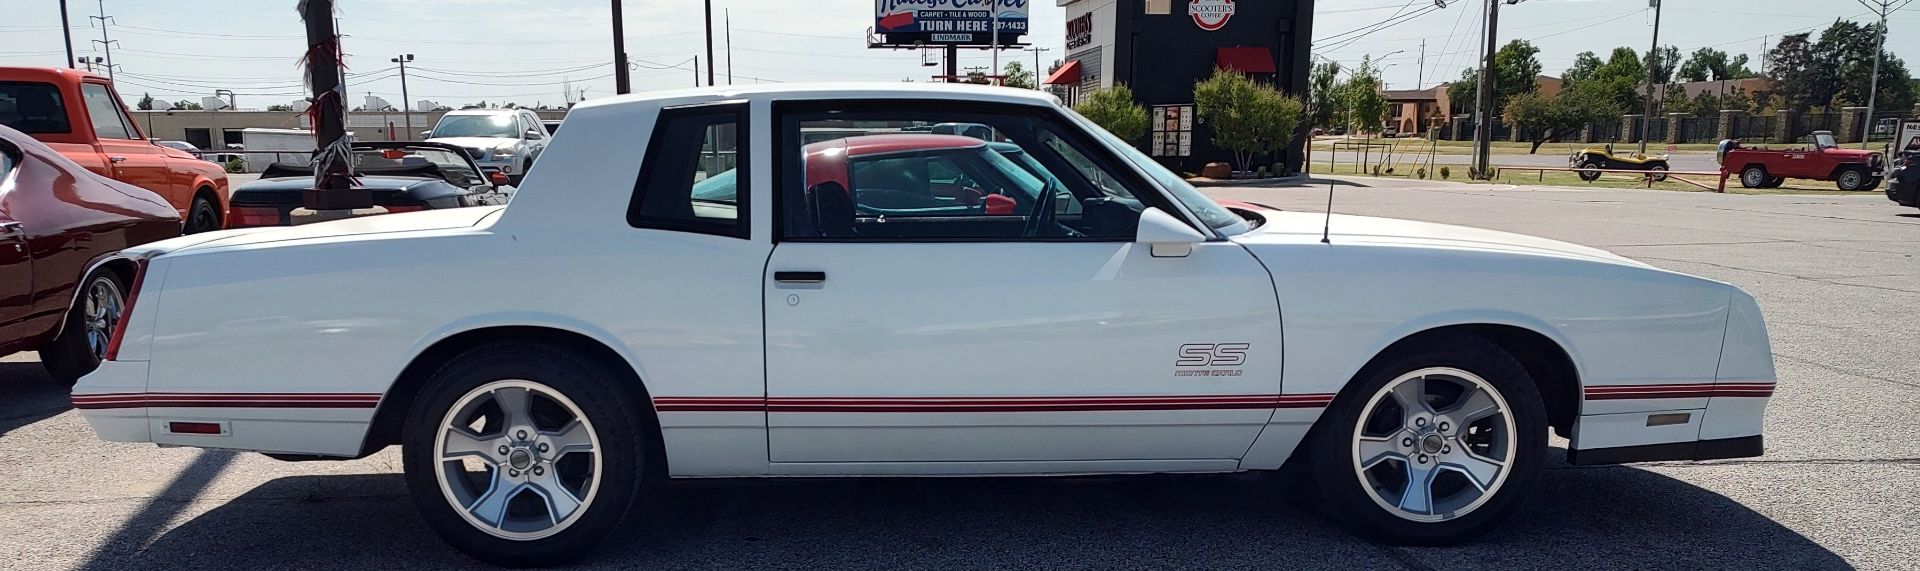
[1308,60,1342,129]
[1446,67,1478,116]
[1504,85,1621,154]
[1644,45,1680,85]
[1678,47,1755,82]
[173,100,203,110]
[1659,85,1691,115]
[1562,52,1605,85]
[1001,61,1036,89]
[1492,40,1543,111]
[1193,68,1304,171]
[136,93,154,110]
[1073,84,1149,143]
[1570,47,1648,113]
[1338,56,1388,135]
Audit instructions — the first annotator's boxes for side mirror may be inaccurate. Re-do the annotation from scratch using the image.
[1135,207,1205,258]
[419,130,433,138]
[489,172,510,186]
[525,129,542,139]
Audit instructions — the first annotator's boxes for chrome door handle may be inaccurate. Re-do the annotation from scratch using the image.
[0,221,22,235]
[108,156,127,163]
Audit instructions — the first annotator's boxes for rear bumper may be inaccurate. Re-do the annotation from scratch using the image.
[1567,435,1763,465]
[71,360,153,444]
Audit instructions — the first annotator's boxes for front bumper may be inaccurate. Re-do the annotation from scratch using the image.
[471,156,516,174]
[1889,178,1920,206]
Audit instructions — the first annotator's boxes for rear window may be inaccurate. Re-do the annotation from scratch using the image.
[0,81,72,134]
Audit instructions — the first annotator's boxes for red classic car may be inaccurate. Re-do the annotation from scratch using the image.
[0,125,180,385]
[1721,131,1885,190]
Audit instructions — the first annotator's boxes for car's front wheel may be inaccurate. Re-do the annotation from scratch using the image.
[40,270,127,386]
[402,343,649,567]
[184,195,220,234]
[1836,166,1872,191]
[1301,333,1547,545]
[1740,165,1769,188]
[1646,164,1669,183]
[1576,161,1602,182]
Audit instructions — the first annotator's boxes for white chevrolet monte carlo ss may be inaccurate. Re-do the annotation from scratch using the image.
[72,84,1774,567]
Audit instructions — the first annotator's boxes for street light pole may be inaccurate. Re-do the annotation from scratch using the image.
[60,0,76,68]
[392,54,415,139]
[1859,0,1900,149]
[1638,0,1663,156]
[703,0,716,86]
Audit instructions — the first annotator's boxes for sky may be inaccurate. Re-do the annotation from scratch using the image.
[1,0,1915,110]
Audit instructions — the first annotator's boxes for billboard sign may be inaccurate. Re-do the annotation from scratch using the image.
[874,0,1029,46]
[1189,0,1235,31]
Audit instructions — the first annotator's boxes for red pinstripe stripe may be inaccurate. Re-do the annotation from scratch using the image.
[653,394,1336,413]
[1582,383,1775,400]
[70,392,381,410]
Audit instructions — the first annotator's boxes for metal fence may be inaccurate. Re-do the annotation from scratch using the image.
[1675,116,1719,143]
[1789,113,1840,140]
[1489,118,1510,141]
[1730,115,1775,141]
[1588,121,1621,143]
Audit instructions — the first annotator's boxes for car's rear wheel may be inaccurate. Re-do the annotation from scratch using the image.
[40,270,127,386]
[402,343,648,567]
[1576,160,1602,182]
[1740,165,1769,188]
[1836,166,1872,191]
[184,195,220,234]
[1301,333,1547,545]
[1860,176,1883,192]
[1761,176,1786,189]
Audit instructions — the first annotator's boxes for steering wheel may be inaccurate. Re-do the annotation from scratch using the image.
[1022,178,1080,238]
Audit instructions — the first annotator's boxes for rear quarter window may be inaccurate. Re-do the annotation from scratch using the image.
[0,81,73,134]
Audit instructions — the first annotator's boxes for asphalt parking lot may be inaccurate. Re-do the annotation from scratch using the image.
[2,177,1914,570]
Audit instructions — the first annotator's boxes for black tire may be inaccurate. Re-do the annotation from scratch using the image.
[40,269,127,386]
[1298,332,1548,545]
[1860,176,1883,192]
[1761,176,1786,189]
[402,342,650,567]
[1646,163,1669,183]
[183,194,220,234]
[1576,161,1602,182]
[1739,165,1769,189]
[1836,166,1872,191]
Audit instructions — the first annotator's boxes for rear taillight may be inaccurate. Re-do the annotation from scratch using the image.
[383,204,427,213]
[102,258,148,362]
[230,206,282,227]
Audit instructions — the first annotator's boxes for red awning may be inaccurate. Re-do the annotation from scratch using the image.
[1217,47,1276,74]
[1044,60,1082,85]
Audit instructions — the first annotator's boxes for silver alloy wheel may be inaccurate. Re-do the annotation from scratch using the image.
[435,379,602,541]
[1352,367,1517,523]
[81,277,125,360]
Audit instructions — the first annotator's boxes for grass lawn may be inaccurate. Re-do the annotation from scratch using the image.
[1310,137,1722,156]
[1316,164,1872,196]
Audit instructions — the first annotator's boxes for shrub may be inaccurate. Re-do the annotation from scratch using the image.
[1194,68,1304,172]
[1439,166,1451,179]
[1074,84,1150,143]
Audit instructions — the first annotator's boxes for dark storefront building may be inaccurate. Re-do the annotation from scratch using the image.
[1047,0,1315,174]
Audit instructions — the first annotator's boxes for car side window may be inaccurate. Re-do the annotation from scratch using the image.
[79,83,134,140]
[778,102,1168,242]
[628,104,747,238]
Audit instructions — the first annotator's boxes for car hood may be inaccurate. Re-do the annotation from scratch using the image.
[131,205,505,258]
[1234,210,1654,269]
[425,136,516,150]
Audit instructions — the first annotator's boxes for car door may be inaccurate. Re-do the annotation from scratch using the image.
[78,82,177,211]
[761,100,1284,472]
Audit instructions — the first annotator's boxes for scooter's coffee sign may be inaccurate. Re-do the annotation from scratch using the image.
[1189,0,1234,31]
[874,0,1030,46]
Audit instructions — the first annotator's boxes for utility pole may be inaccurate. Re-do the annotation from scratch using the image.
[693,56,700,88]
[89,0,116,80]
[989,8,1001,84]
[703,0,716,86]
[392,54,415,139]
[60,0,75,68]
[945,45,959,83]
[299,0,371,213]
[612,0,631,94]
[725,9,734,85]
[1023,46,1050,89]
[1858,0,1906,149]
[1471,0,1500,179]
[1417,39,1426,89]
[1638,0,1663,156]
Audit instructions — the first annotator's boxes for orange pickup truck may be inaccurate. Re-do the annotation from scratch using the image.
[1,67,228,232]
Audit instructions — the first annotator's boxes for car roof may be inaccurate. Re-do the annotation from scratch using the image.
[443,108,524,116]
[570,82,1060,113]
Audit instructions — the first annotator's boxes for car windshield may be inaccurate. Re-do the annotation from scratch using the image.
[1813,132,1837,149]
[430,114,518,138]
[350,146,486,187]
[0,81,72,134]
[1060,107,1248,235]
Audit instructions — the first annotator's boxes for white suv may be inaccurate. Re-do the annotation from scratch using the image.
[424,108,548,184]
